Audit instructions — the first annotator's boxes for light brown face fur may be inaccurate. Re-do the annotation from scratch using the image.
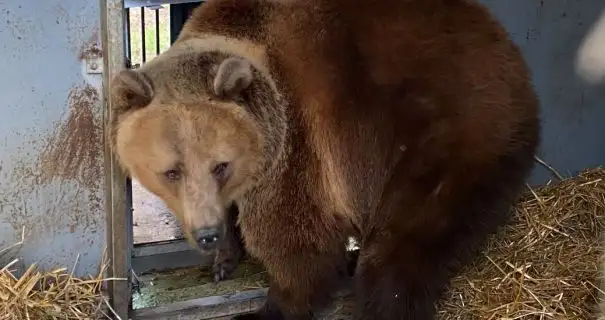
[116,101,263,232]
[109,40,273,241]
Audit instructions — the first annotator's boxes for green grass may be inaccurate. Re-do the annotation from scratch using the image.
[128,6,171,66]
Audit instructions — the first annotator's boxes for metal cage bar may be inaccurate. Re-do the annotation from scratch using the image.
[155,9,161,55]
[141,7,146,63]
[124,8,131,61]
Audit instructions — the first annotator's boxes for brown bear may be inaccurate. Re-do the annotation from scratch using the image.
[108,0,541,319]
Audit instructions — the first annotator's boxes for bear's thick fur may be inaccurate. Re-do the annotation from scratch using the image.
[109,0,541,318]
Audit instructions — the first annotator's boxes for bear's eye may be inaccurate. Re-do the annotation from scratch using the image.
[164,169,181,181]
[212,162,232,186]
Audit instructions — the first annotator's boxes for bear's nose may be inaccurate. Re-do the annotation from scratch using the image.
[194,229,220,253]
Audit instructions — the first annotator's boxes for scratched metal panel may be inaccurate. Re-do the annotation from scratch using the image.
[0,1,105,277]
[479,0,605,185]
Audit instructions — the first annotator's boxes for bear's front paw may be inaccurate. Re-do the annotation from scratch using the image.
[212,256,240,282]
[212,246,244,282]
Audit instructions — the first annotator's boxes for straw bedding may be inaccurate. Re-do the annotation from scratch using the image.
[2,167,605,319]
[436,167,605,320]
[0,238,122,320]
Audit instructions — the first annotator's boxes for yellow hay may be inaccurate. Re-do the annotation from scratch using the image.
[0,234,125,320]
[437,167,605,319]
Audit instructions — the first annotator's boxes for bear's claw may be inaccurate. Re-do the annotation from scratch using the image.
[212,246,244,282]
[212,260,237,282]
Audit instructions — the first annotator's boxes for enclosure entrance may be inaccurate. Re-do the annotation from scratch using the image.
[109,1,272,319]
[124,0,218,272]
[124,1,198,246]
[109,1,356,318]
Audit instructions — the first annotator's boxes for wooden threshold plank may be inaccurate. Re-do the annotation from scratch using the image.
[132,282,355,319]
[132,288,268,319]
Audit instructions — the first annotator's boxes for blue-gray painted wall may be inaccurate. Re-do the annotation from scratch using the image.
[0,1,105,277]
[481,0,605,184]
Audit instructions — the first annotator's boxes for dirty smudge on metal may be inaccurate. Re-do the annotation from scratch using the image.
[53,4,100,53]
[0,0,108,278]
[4,84,105,241]
[3,30,105,243]
[78,31,103,61]
[38,84,103,193]
[1,6,34,41]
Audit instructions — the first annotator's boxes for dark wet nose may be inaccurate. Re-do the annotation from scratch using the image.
[194,229,220,252]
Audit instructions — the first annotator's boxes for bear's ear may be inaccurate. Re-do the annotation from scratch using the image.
[212,57,253,99]
[110,69,154,113]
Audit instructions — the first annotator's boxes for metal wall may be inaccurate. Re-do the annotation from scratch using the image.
[481,0,605,185]
[0,1,105,277]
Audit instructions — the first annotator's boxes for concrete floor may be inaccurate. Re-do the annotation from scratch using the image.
[131,179,183,244]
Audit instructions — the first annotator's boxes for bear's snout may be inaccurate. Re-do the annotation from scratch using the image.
[194,230,220,253]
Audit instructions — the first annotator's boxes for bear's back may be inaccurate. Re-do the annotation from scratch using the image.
[177,0,273,43]
[178,0,539,216]
[267,0,538,197]
[179,0,537,160]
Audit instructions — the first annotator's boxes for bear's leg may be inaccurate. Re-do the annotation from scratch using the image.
[232,238,348,319]
[353,166,521,319]
[213,203,246,282]
[353,234,443,320]
[346,248,360,277]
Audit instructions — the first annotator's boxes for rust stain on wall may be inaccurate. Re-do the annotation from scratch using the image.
[78,30,102,60]
[38,85,103,192]
[0,15,106,250]
[4,83,104,239]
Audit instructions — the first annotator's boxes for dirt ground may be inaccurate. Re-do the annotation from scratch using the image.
[131,179,183,244]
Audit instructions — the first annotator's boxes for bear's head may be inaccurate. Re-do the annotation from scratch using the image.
[108,40,286,247]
